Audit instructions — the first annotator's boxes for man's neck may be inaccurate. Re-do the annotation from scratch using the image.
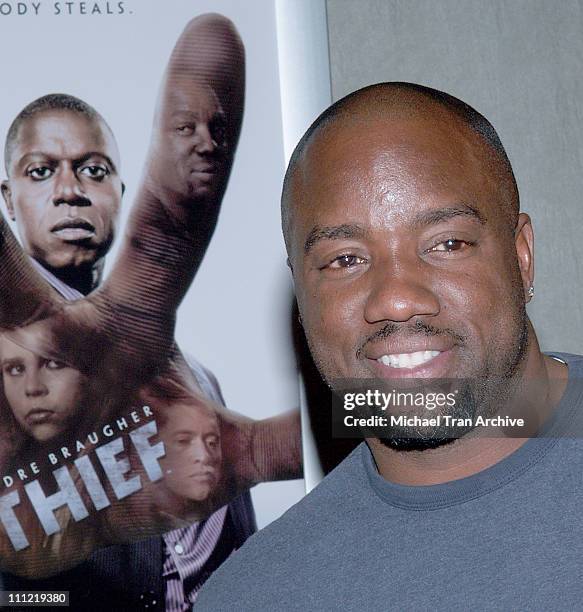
[35,259,103,295]
[367,330,569,487]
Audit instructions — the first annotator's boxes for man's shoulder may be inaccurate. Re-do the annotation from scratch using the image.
[31,259,84,300]
[547,351,583,367]
[546,352,583,389]
[194,443,371,610]
[3,537,165,610]
[242,441,369,538]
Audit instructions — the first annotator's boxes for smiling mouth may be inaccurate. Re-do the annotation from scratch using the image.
[51,218,95,241]
[377,350,441,369]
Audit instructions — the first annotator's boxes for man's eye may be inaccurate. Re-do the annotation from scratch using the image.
[206,435,220,449]
[174,436,191,446]
[28,166,53,180]
[176,125,195,136]
[327,254,367,269]
[429,238,473,253]
[45,359,66,371]
[79,165,108,180]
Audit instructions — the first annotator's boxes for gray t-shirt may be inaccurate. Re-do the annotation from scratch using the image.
[196,353,583,611]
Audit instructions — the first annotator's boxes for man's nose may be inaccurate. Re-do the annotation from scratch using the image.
[189,438,212,464]
[52,166,91,207]
[363,256,440,324]
[24,368,49,398]
[193,124,217,155]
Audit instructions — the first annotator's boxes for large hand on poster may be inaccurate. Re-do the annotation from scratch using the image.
[0,14,301,578]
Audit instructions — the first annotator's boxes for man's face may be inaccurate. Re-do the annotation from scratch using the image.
[159,403,222,502]
[155,80,229,200]
[2,109,123,272]
[0,332,85,443]
[289,113,532,443]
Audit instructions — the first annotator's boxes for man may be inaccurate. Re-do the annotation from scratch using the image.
[1,93,255,610]
[1,94,122,297]
[196,82,583,610]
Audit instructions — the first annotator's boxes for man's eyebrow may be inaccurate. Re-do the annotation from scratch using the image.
[171,109,226,121]
[171,110,199,118]
[15,152,53,168]
[411,203,486,228]
[304,224,366,254]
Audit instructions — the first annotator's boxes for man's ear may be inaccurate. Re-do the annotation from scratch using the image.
[514,212,534,301]
[1,180,15,221]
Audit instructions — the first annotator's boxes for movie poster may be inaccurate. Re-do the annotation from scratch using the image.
[0,0,314,607]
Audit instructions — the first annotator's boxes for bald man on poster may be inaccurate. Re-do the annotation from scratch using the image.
[195,83,583,610]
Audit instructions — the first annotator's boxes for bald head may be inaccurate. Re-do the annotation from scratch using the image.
[4,93,115,175]
[281,82,519,253]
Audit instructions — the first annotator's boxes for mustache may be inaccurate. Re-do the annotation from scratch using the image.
[357,320,467,357]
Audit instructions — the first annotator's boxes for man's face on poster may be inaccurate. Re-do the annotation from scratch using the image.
[156,79,229,201]
[0,328,86,443]
[160,403,222,502]
[2,109,123,272]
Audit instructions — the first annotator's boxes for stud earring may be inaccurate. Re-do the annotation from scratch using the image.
[527,285,534,298]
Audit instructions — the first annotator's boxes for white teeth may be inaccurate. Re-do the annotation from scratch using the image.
[377,350,440,369]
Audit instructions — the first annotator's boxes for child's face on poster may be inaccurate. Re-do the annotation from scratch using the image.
[0,334,86,443]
